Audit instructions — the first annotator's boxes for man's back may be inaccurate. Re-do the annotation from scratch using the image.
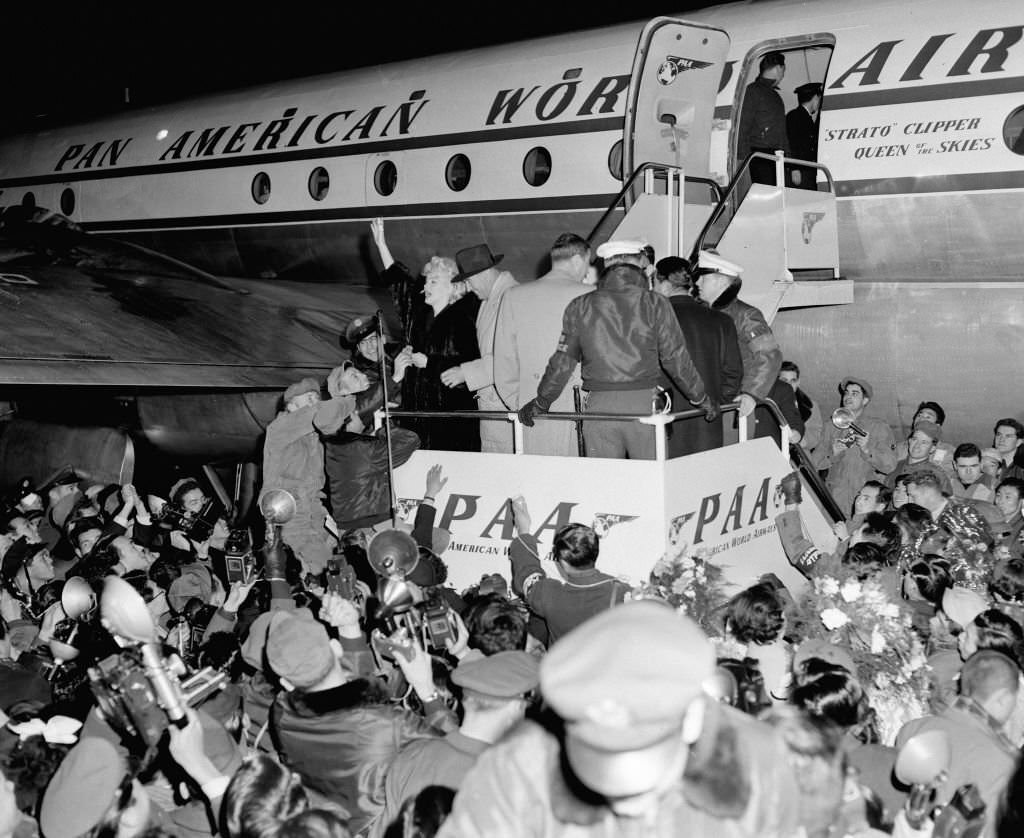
[510,534,626,643]
[494,266,591,455]
[666,294,742,455]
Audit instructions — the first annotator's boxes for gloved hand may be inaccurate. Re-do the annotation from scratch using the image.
[779,471,803,505]
[701,397,720,423]
[518,399,546,427]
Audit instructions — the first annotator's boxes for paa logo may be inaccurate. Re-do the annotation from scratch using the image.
[657,56,713,85]
[802,212,825,244]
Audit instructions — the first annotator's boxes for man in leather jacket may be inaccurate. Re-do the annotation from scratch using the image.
[518,240,717,459]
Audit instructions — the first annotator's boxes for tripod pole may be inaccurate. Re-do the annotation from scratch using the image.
[376,311,398,526]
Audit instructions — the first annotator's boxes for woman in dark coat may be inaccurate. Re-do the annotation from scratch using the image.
[371,219,480,451]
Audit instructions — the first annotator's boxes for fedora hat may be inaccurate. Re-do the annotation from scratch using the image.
[455,244,503,280]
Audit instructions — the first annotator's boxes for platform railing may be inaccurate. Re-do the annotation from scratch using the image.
[377,398,844,524]
[376,399,790,461]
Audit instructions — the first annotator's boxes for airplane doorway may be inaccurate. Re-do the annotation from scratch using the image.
[731,38,835,188]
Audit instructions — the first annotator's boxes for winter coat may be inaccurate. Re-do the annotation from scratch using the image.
[493,264,593,456]
[664,293,743,456]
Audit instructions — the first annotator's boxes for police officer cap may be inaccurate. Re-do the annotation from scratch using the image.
[795,82,823,102]
[344,314,380,346]
[452,650,539,699]
[839,377,873,400]
[540,601,714,795]
[655,256,690,278]
[697,249,743,277]
[595,239,647,260]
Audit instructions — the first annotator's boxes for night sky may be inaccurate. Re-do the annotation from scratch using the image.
[3,2,714,135]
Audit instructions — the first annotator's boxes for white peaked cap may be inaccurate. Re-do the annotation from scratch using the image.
[697,250,744,277]
[595,239,648,259]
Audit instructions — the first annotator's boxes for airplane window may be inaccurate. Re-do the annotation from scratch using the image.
[445,154,471,192]
[608,140,623,181]
[1003,107,1024,155]
[308,167,330,201]
[21,192,35,208]
[374,160,398,196]
[251,172,271,205]
[523,147,552,187]
[60,188,76,216]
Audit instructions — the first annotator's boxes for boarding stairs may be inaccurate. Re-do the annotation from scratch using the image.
[587,155,854,324]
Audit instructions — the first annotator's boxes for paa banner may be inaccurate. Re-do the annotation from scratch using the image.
[391,438,833,594]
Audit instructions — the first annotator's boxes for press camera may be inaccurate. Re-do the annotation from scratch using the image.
[224,527,258,585]
[89,575,226,754]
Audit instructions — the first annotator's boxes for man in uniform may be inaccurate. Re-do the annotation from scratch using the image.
[786,82,822,189]
[655,255,742,456]
[517,240,716,460]
[692,251,783,426]
[736,51,789,183]
[810,377,897,516]
[323,315,419,532]
[493,233,593,456]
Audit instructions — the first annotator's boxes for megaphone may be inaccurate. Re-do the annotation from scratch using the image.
[259,489,296,525]
[368,529,420,578]
[61,576,97,621]
[831,407,867,437]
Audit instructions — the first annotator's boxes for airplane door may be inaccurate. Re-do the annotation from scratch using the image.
[623,18,730,183]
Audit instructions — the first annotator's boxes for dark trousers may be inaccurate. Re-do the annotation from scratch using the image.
[583,389,658,459]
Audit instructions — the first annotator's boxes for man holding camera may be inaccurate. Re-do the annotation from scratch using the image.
[809,377,897,516]
[268,592,453,835]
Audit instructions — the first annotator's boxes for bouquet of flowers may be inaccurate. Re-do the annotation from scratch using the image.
[792,573,931,744]
[629,543,728,635]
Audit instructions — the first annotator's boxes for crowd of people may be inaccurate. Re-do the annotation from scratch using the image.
[0,221,1023,838]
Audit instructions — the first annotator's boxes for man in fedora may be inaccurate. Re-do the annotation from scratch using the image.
[440,244,518,453]
[438,602,801,835]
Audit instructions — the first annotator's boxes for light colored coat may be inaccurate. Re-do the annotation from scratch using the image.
[493,264,592,456]
[460,270,518,452]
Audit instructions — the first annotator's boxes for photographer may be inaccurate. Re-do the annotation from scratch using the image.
[268,592,451,835]
[896,649,1019,836]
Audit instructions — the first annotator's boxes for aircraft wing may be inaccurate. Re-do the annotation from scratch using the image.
[0,263,372,388]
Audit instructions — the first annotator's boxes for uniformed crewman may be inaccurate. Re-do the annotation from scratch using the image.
[517,240,717,459]
[736,51,789,182]
[693,250,783,422]
[787,82,822,189]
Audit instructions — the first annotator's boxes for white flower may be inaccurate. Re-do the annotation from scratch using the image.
[821,608,850,630]
[818,578,840,596]
[840,580,863,603]
[870,626,886,654]
[874,671,892,690]
[879,603,900,619]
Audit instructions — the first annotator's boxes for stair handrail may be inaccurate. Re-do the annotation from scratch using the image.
[690,151,836,262]
[586,162,723,248]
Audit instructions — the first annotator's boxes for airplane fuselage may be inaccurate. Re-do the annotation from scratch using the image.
[1,0,1022,447]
